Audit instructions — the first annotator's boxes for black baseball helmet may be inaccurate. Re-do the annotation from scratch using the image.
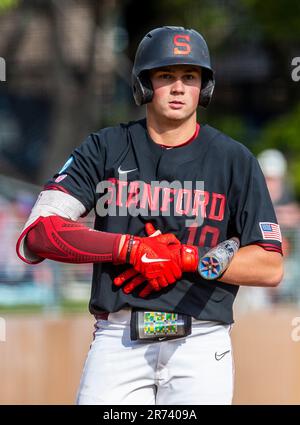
[132,26,215,108]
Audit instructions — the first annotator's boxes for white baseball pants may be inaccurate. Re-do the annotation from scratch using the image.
[76,308,234,405]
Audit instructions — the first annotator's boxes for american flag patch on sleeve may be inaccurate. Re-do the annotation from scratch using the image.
[259,222,282,242]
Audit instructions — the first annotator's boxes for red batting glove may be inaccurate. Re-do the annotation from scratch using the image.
[114,223,199,297]
[113,230,182,293]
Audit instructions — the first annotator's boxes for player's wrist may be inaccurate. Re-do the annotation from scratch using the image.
[114,234,141,264]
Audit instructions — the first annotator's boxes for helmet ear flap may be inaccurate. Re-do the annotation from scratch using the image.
[199,79,215,108]
[132,72,153,106]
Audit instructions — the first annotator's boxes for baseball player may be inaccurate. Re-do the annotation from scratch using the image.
[16,26,283,405]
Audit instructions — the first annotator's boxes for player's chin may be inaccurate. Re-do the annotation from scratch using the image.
[164,107,190,119]
[166,110,195,122]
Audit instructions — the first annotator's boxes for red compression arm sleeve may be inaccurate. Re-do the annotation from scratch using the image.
[26,216,122,263]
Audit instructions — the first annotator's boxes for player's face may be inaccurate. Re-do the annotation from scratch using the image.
[148,65,201,123]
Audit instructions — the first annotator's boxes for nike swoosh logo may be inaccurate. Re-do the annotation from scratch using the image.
[215,350,230,361]
[141,254,170,263]
[118,166,138,175]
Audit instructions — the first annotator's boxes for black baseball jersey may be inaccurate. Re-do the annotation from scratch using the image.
[46,119,282,324]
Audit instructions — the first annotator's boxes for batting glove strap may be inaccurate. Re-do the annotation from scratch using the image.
[114,234,141,265]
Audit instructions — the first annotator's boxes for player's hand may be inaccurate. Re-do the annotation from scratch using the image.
[114,223,200,297]
[114,227,182,293]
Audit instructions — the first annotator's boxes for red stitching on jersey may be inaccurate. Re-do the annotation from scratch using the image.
[256,242,282,255]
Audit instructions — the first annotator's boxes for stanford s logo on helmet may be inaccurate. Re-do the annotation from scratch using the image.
[132,26,215,108]
[173,34,191,55]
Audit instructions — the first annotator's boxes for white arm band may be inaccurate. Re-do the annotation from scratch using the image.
[17,190,86,263]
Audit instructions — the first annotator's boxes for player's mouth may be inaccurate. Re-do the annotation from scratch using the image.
[169,100,185,109]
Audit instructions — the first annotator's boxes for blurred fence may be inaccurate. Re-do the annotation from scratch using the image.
[1,307,300,404]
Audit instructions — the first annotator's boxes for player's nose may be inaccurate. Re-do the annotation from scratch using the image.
[170,78,185,94]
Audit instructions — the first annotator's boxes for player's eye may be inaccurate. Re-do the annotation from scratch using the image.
[159,73,173,80]
[184,74,196,80]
